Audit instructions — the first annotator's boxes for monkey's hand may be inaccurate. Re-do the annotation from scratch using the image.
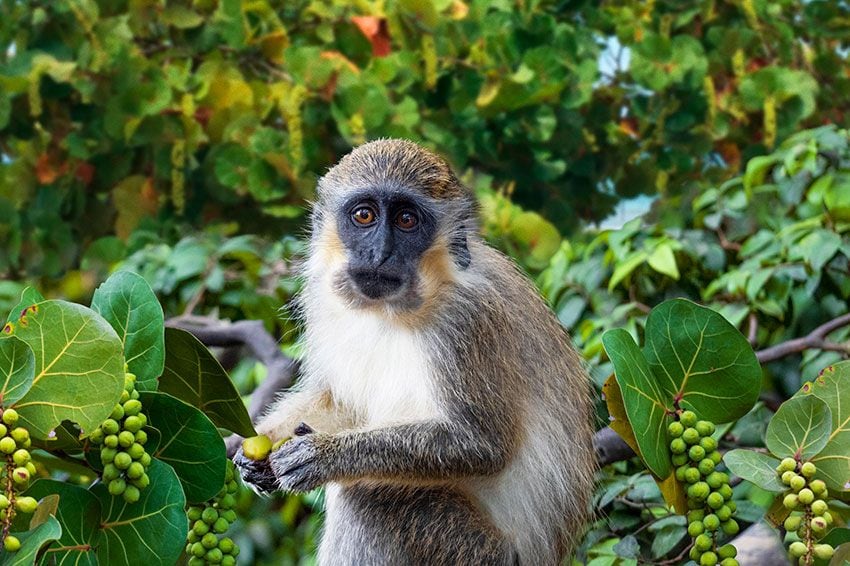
[270,433,337,492]
[232,448,279,495]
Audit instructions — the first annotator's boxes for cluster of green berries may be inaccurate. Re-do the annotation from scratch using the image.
[669,410,739,566]
[777,458,834,562]
[185,460,240,565]
[88,371,151,504]
[0,408,38,552]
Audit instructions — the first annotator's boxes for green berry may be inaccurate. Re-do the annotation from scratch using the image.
[809,479,826,495]
[15,496,37,514]
[127,443,145,460]
[123,399,142,416]
[810,516,828,532]
[703,514,720,531]
[688,521,704,537]
[124,416,142,433]
[221,556,236,566]
[0,495,8,510]
[797,488,814,505]
[206,548,223,564]
[709,450,722,465]
[219,494,236,509]
[102,419,120,435]
[695,534,713,551]
[120,390,130,403]
[707,492,724,509]
[675,466,687,481]
[706,471,725,489]
[721,519,739,536]
[140,453,151,467]
[191,542,206,557]
[25,462,35,476]
[789,474,806,492]
[11,449,29,466]
[123,485,140,503]
[127,462,144,479]
[188,558,204,566]
[811,499,828,516]
[695,420,715,436]
[716,505,732,521]
[12,467,29,485]
[698,458,715,476]
[699,437,717,452]
[2,408,18,425]
[88,428,104,444]
[680,410,697,426]
[202,507,219,524]
[784,515,802,531]
[134,430,148,444]
[778,457,797,473]
[672,453,689,466]
[187,531,198,544]
[193,520,209,536]
[690,547,701,561]
[131,390,140,400]
[800,462,817,478]
[201,532,218,549]
[10,427,28,444]
[219,537,235,553]
[222,510,237,523]
[687,482,710,501]
[668,421,684,438]
[108,478,126,496]
[4,535,20,552]
[783,493,799,510]
[110,404,124,421]
[700,551,718,566]
[780,470,795,485]
[789,541,807,558]
[101,447,117,464]
[213,517,229,533]
[718,484,733,501]
[114,452,132,470]
[118,431,135,448]
[689,445,706,462]
[131,473,150,489]
[0,437,16,454]
[104,435,119,448]
[670,438,687,454]
[103,463,120,481]
[720,559,738,566]
[683,428,700,445]
[813,544,834,560]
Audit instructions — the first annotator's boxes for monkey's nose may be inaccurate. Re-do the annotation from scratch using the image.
[349,269,403,299]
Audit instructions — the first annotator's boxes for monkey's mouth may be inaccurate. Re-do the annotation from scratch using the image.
[347,268,405,300]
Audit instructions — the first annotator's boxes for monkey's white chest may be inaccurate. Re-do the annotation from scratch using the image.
[307,308,443,427]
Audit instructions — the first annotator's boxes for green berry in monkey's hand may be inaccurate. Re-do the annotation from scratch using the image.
[242,435,274,461]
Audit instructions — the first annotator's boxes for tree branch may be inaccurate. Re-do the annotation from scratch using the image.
[755,312,850,363]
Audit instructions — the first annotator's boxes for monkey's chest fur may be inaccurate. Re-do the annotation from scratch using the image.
[307,304,444,427]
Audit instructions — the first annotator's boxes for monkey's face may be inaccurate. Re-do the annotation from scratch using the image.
[333,190,437,307]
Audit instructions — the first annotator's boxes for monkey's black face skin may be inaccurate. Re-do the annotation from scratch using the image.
[336,190,437,306]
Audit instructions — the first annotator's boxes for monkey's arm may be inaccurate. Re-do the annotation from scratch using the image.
[270,414,514,492]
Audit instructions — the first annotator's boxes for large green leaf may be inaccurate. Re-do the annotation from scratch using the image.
[4,287,44,325]
[602,328,672,478]
[91,271,165,386]
[643,299,761,423]
[159,328,256,437]
[0,337,35,406]
[92,459,188,566]
[140,391,226,503]
[723,449,785,492]
[9,301,124,439]
[804,363,850,492]
[765,395,832,461]
[0,515,62,566]
[24,480,100,565]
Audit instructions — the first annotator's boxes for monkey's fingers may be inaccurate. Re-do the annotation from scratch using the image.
[232,448,278,495]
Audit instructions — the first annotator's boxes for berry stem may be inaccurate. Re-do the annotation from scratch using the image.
[2,454,15,542]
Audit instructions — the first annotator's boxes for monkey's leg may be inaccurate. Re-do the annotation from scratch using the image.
[319,483,517,566]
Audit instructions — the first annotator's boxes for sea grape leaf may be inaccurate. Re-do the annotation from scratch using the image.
[0,515,61,566]
[801,363,850,492]
[91,271,165,387]
[24,480,101,565]
[5,287,45,325]
[140,391,226,503]
[92,459,188,566]
[724,449,785,492]
[0,336,35,406]
[602,328,672,478]
[765,395,832,461]
[9,301,124,439]
[159,328,256,438]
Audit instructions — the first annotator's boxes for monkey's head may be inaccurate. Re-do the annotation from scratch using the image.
[308,139,476,314]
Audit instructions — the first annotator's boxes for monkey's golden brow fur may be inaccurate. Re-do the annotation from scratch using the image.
[318,138,471,200]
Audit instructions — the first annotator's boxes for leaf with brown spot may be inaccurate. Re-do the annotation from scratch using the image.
[351,16,391,57]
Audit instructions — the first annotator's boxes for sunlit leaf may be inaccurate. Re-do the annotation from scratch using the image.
[724,449,785,492]
[765,395,831,461]
[0,337,35,406]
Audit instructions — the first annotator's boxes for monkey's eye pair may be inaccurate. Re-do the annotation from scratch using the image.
[351,206,418,230]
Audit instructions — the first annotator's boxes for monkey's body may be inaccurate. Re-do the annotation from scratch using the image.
[236,140,594,565]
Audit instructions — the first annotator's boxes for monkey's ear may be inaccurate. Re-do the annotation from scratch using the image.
[450,230,471,269]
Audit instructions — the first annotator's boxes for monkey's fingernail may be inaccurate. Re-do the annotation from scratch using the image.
[294,422,314,436]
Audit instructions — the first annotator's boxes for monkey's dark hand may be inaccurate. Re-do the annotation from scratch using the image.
[232,447,279,495]
[270,433,337,492]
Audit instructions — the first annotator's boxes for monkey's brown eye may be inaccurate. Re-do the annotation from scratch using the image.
[352,206,376,226]
[395,210,418,230]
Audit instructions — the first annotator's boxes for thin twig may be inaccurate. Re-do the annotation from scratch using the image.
[756,313,850,363]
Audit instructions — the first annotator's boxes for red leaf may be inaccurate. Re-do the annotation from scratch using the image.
[75,162,95,185]
[351,16,391,57]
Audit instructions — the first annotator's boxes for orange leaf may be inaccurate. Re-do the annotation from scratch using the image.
[74,162,95,185]
[351,16,391,57]
[35,153,67,185]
